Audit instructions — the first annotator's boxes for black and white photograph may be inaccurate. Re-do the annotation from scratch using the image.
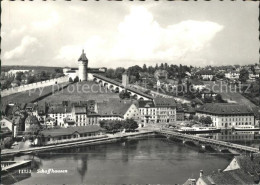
[1,1,260,185]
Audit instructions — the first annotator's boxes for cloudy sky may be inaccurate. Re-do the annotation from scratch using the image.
[1,1,259,68]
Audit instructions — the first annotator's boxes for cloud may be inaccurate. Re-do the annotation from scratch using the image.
[3,36,40,60]
[9,25,27,38]
[109,6,223,64]
[31,11,60,30]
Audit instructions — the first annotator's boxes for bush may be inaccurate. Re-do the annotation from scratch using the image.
[3,137,14,149]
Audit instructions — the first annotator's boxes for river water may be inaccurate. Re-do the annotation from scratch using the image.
[2,136,234,185]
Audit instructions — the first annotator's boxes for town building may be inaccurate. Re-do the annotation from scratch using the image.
[176,103,185,121]
[154,69,168,80]
[196,103,255,129]
[224,70,240,80]
[189,79,206,91]
[96,99,140,122]
[196,70,215,80]
[0,118,14,139]
[71,105,99,126]
[196,154,260,184]
[47,104,72,127]
[224,154,260,174]
[34,125,106,146]
[139,98,176,124]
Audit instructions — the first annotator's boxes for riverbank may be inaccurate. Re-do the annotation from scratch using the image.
[1,130,156,157]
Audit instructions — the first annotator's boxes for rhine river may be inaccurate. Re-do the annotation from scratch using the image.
[2,136,235,185]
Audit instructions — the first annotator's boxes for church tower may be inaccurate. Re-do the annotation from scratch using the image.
[78,50,88,81]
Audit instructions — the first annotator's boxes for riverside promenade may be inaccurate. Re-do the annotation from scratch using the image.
[1,130,155,157]
[2,128,259,157]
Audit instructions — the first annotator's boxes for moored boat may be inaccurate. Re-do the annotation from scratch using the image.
[177,127,221,134]
[233,125,260,131]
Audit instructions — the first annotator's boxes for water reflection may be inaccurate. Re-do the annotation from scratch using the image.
[199,129,260,148]
[3,137,234,184]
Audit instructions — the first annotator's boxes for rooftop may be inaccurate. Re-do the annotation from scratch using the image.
[197,103,254,115]
[78,50,88,62]
[234,154,260,175]
[153,97,176,108]
[97,99,137,117]
[138,101,155,108]
[40,125,104,137]
[201,169,257,185]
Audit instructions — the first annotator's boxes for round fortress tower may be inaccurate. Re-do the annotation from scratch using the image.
[78,50,88,81]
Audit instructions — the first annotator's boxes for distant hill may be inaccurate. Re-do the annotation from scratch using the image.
[1,65,63,72]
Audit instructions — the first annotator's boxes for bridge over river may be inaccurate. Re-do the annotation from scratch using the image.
[157,128,260,154]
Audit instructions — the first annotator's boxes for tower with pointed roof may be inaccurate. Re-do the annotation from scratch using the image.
[78,50,88,81]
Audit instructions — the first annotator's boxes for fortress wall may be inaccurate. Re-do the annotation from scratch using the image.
[1,76,69,97]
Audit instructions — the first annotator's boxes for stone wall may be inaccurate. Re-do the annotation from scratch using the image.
[1,76,69,97]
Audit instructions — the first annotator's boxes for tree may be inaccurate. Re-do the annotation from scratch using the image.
[216,72,225,79]
[125,118,138,131]
[204,116,213,125]
[199,116,205,124]
[105,68,115,79]
[160,63,164,69]
[239,68,249,83]
[74,76,79,83]
[15,72,23,81]
[55,68,63,74]
[193,115,199,122]
[26,124,42,140]
[3,137,14,149]
[114,67,125,80]
[128,65,142,81]
[188,114,194,120]
[119,91,130,99]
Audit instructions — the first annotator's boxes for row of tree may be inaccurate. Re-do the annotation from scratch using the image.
[104,64,193,84]
[99,119,139,133]
[1,69,64,90]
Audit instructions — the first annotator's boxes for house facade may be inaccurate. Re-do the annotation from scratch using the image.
[196,103,255,129]
[34,125,106,146]
[139,98,176,124]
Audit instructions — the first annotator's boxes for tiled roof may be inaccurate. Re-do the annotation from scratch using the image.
[138,101,155,108]
[197,103,254,115]
[153,98,176,107]
[97,99,134,117]
[73,106,87,114]
[235,154,260,175]
[40,125,104,137]
[47,105,72,114]
[201,169,256,184]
